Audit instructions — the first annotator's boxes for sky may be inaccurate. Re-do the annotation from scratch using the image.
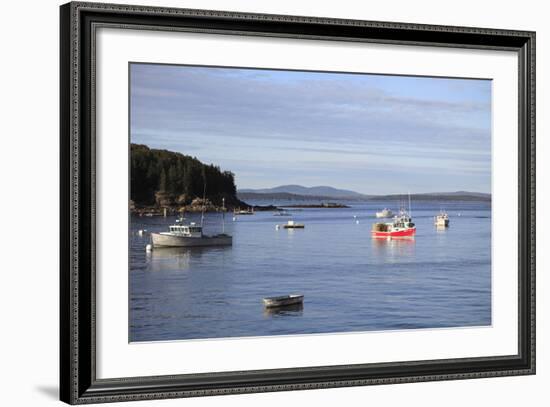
[130,63,492,195]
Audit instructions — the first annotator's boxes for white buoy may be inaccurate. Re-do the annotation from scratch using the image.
[138,229,143,236]
[356,220,360,224]
[145,244,152,252]
[275,224,280,230]
[232,216,237,221]
[353,215,357,218]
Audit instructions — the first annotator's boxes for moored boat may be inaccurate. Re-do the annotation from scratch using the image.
[151,220,232,247]
[152,194,232,248]
[371,212,416,238]
[234,207,254,215]
[375,208,394,218]
[273,210,291,216]
[283,220,305,229]
[263,294,304,308]
[434,211,450,227]
[372,194,415,238]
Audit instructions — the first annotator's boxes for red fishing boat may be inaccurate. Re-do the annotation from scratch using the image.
[371,194,416,238]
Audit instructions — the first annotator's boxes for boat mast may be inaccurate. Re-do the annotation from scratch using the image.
[201,182,206,228]
[408,191,412,217]
[222,197,225,234]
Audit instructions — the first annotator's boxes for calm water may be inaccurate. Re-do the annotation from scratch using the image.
[129,201,491,342]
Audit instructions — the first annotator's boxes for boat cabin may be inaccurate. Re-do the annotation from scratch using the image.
[393,215,414,229]
[372,213,415,232]
[168,222,203,237]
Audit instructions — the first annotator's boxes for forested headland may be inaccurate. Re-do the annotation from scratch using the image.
[130,143,247,212]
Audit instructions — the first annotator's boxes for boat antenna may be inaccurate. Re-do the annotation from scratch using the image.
[408,191,412,217]
[201,182,206,228]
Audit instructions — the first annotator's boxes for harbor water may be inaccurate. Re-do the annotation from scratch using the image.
[130,200,491,342]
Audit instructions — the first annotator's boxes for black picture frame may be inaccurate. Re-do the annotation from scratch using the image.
[60,1,536,404]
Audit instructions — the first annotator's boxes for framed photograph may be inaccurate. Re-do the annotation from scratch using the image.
[60,1,535,404]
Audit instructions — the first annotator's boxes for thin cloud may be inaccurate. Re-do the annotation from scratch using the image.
[130,63,492,194]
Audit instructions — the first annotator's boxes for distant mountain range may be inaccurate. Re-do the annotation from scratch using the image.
[237,185,491,202]
[238,185,366,198]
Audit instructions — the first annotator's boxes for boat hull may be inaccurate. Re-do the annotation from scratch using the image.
[151,233,233,247]
[371,228,416,238]
[263,295,304,308]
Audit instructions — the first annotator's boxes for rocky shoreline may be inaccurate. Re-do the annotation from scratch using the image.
[130,191,350,216]
[283,202,350,209]
[130,194,280,216]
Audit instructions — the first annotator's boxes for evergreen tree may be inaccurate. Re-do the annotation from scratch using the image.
[130,143,238,206]
[159,167,167,192]
[167,165,177,193]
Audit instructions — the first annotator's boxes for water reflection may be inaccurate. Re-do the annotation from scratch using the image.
[371,237,416,263]
[131,202,492,341]
[263,303,304,317]
[146,246,231,272]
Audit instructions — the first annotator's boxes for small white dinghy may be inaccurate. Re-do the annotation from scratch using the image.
[262,294,304,308]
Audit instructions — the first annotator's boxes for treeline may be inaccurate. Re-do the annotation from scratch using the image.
[131,143,238,206]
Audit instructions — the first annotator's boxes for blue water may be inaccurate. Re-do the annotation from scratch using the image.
[129,200,491,342]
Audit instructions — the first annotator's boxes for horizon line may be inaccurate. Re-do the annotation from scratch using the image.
[237,187,492,196]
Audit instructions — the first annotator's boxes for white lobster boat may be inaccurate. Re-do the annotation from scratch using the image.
[151,220,232,247]
[434,211,450,227]
[376,208,394,218]
[152,194,232,248]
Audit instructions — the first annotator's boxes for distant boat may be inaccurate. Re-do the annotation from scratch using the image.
[434,211,450,227]
[283,220,305,229]
[234,207,254,215]
[273,210,291,216]
[263,294,304,308]
[376,208,394,218]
